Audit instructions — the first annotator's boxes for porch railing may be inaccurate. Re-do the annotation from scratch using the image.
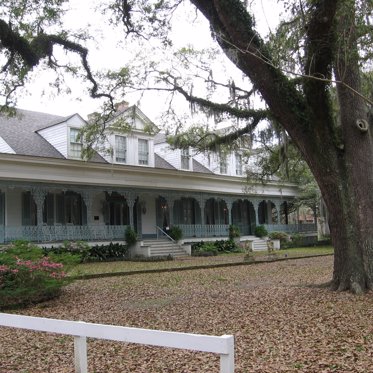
[0,223,317,243]
[264,223,317,233]
[178,223,317,238]
[178,224,229,238]
[0,225,128,243]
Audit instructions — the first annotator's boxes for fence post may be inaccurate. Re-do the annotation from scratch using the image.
[74,336,88,373]
[219,335,234,373]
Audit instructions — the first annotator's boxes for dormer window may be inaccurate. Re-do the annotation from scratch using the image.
[115,135,127,163]
[138,139,149,165]
[181,148,190,170]
[235,153,243,175]
[69,128,82,158]
[220,154,227,174]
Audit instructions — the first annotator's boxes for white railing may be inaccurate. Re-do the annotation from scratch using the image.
[0,225,128,243]
[0,313,234,373]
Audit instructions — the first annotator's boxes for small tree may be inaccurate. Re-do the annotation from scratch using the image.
[255,225,268,238]
[125,226,137,246]
[228,224,240,241]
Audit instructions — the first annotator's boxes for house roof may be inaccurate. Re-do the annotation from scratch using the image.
[154,153,176,170]
[193,159,214,174]
[0,109,67,158]
[154,132,167,144]
[0,109,106,163]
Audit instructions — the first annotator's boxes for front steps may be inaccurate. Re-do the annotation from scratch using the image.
[141,239,189,258]
[251,239,269,251]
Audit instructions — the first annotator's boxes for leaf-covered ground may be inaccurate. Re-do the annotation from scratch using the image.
[70,246,333,277]
[0,256,372,373]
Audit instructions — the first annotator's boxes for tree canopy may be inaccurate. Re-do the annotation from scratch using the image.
[0,0,372,293]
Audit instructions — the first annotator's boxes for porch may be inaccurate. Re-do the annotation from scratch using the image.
[0,222,317,244]
[0,182,315,244]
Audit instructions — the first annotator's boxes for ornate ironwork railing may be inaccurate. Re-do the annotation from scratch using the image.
[0,223,317,243]
[263,223,317,233]
[0,225,128,243]
[178,224,229,238]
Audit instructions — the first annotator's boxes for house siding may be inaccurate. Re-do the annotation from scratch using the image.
[0,136,15,154]
[38,122,68,158]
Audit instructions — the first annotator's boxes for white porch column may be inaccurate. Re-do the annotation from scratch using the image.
[252,199,260,226]
[31,188,47,241]
[199,195,208,237]
[80,190,94,225]
[167,196,176,226]
[225,200,233,225]
[127,197,135,228]
[31,188,47,227]
[274,201,282,224]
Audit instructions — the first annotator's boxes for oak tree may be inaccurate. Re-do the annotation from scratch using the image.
[0,0,372,292]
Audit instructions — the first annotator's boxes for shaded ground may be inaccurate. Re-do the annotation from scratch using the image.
[0,256,372,372]
[70,246,334,277]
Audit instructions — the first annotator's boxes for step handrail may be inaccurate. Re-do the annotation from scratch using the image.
[155,225,175,242]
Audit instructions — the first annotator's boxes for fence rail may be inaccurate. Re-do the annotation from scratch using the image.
[0,313,234,373]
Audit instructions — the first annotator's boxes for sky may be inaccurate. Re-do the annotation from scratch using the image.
[15,0,282,123]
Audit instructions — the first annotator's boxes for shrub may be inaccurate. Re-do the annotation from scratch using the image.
[268,231,290,249]
[191,241,218,256]
[254,225,268,238]
[125,226,138,246]
[214,239,241,253]
[0,243,72,309]
[191,239,241,256]
[228,224,240,240]
[43,241,88,264]
[290,233,303,247]
[169,226,183,241]
[84,243,129,262]
[131,254,174,262]
[43,242,129,262]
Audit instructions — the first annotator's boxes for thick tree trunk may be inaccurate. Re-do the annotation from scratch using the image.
[192,0,373,292]
[327,1,373,293]
[319,168,373,293]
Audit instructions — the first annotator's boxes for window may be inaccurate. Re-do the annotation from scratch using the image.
[69,128,82,158]
[115,135,127,163]
[138,139,149,165]
[235,153,243,175]
[181,148,190,170]
[220,154,227,174]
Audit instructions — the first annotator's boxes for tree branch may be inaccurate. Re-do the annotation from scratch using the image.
[0,19,114,108]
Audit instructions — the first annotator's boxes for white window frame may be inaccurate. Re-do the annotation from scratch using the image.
[115,135,127,164]
[220,154,228,174]
[181,148,190,170]
[69,128,82,159]
[138,138,149,165]
[235,153,243,175]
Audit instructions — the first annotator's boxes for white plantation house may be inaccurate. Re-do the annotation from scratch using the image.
[0,102,316,252]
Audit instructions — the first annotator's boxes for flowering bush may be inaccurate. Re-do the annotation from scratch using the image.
[0,242,76,309]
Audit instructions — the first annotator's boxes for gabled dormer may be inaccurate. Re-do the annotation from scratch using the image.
[37,114,87,160]
[98,102,159,167]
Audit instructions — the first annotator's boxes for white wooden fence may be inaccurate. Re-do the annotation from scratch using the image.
[0,313,234,373]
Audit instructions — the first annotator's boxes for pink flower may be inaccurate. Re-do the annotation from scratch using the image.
[0,264,9,272]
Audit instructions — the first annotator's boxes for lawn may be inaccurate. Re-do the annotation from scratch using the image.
[70,246,334,277]
[1,254,372,373]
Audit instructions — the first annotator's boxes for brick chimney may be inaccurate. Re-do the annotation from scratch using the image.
[114,101,130,113]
